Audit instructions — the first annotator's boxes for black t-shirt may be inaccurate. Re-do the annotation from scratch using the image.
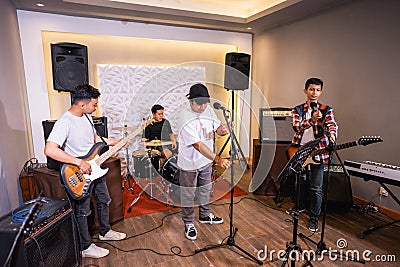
[144,119,173,141]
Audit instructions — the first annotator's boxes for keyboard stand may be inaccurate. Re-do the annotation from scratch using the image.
[359,182,400,238]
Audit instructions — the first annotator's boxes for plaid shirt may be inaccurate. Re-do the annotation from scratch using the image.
[291,102,338,164]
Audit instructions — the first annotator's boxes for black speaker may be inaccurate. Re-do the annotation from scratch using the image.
[224,52,251,90]
[295,167,353,213]
[252,141,293,197]
[0,198,80,267]
[260,108,293,143]
[92,116,108,138]
[42,116,108,170]
[51,42,88,92]
[42,120,61,171]
[324,167,353,212]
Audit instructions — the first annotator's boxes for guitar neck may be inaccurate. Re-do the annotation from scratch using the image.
[310,140,358,157]
[95,128,142,165]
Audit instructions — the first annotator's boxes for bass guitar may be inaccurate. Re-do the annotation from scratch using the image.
[61,126,143,200]
[286,136,383,168]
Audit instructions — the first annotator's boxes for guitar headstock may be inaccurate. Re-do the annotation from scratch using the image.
[357,136,383,146]
[140,119,155,129]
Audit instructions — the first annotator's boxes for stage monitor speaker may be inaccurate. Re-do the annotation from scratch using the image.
[42,116,108,170]
[260,108,293,143]
[51,42,88,92]
[0,198,80,267]
[224,52,251,90]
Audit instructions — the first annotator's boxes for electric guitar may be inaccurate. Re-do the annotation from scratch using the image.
[286,136,383,168]
[60,126,143,200]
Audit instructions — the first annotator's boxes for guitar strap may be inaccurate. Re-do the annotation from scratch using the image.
[84,114,108,144]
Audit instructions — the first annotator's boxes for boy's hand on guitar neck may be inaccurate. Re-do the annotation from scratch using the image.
[119,137,131,148]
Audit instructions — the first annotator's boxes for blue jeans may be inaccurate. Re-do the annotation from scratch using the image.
[72,176,111,250]
[179,164,212,225]
[308,164,324,220]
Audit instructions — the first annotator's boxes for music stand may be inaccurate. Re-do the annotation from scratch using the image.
[194,100,262,265]
[275,138,321,266]
[298,142,365,264]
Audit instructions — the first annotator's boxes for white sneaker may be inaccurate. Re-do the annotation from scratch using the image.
[99,229,126,241]
[81,243,109,258]
[185,224,197,240]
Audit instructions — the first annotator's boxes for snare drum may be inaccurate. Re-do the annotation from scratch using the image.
[160,156,179,185]
[132,149,161,178]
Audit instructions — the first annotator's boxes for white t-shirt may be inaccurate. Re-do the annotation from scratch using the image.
[177,105,221,171]
[301,109,314,145]
[47,111,96,157]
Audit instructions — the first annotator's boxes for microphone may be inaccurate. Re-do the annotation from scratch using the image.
[310,102,318,116]
[213,102,227,111]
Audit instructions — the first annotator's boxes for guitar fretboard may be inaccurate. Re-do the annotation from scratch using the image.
[95,127,142,165]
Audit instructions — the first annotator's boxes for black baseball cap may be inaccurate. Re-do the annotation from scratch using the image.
[186,83,210,104]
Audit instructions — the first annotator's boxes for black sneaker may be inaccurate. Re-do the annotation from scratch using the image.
[199,213,224,224]
[309,219,319,232]
[185,224,197,240]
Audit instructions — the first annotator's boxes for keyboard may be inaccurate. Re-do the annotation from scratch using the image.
[344,160,400,187]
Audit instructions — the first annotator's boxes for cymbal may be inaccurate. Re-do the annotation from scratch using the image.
[143,140,174,146]
[112,126,137,131]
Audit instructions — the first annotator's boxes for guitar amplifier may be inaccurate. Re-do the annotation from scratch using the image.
[259,107,292,143]
[0,198,80,267]
[324,165,353,212]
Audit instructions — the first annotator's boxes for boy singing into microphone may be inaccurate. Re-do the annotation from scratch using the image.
[291,77,338,232]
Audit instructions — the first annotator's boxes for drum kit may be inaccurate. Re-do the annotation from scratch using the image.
[129,140,177,210]
[113,126,220,210]
[113,126,177,209]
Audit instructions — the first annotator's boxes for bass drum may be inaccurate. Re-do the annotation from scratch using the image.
[132,149,160,178]
[160,156,179,185]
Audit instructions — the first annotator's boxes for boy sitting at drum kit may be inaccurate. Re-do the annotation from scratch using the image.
[141,104,177,171]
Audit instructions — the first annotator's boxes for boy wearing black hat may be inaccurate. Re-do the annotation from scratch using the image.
[177,83,231,240]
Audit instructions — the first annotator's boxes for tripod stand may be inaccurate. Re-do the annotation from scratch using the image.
[127,149,175,212]
[280,169,312,267]
[195,103,262,265]
[298,145,365,264]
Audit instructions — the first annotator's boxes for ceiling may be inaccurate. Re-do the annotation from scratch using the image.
[10,0,353,33]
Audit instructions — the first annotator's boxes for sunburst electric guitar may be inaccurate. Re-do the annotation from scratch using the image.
[61,126,144,200]
[286,136,383,168]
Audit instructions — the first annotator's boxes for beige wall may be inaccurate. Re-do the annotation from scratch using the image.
[0,0,33,215]
[41,31,237,119]
[252,0,400,211]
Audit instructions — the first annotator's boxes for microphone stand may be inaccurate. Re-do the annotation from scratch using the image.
[299,140,365,265]
[3,202,41,267]
[195,104,262,265]
[217,90,250,170]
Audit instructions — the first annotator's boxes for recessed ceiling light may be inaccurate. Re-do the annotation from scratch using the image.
[36,3,45,7]
[246,27,252,30]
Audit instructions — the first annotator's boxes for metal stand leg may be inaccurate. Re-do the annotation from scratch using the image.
[122,130,134,191]
[127,151,175,213]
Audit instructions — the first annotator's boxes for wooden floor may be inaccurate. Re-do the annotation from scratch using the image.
[82,166,399,267]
